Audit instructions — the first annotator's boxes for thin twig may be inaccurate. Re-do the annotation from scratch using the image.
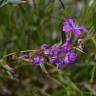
[58,0,66,44]
[1,49,36,59]
[59,0,65,10]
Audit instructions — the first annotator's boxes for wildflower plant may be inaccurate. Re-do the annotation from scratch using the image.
[0,0,96,95]
[0,0,95,82]
[18,18,90,69]
[0,16,92,78]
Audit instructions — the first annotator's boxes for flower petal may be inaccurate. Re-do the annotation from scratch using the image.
[57,63,62,69]
[77,25,90,32]
[64,18,74,27]
[33,56,41,65]
[50,46,60,55]
[64,54,72,64]
[40,44,48,50]
[73,29,81,37]
[44,50,51,55]
[50,57,57,64]
[69,53,77,61]
[63,25,72,32]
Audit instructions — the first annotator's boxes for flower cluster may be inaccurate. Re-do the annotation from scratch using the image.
[19,18,90,69]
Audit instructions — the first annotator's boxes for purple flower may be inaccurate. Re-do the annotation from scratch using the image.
[50,46,60,55]
[63,18,90,37]
[64,52,77,64]
[69,52,77,61]
[32,56,41,65]
[50,57,63,69]
[62,46,72,53]
[64,54,72,64]
[50,56,58,64]
[56,58,63,69]
[62,35,71,46]
[40,44,48,50]
[44,49,51,55]
[57,62,62,69]
[62,35,72,52]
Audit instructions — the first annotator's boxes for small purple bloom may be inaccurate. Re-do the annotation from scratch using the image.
[64,52,77,64]
[62,35,72,52]
[63,18,90,37]
[40,44,48,50]
[50,56,58,64]
[50,57,63,69]
[69,52,77,62]
[36,49,41,56]
[56,58,63,69]
[50,46,60,55]
[44,49,51,55]
[64,54,72,64]
[57,62,62,69]
[33,56,41,65]
[62,46,72,53]
[62,34,71,46]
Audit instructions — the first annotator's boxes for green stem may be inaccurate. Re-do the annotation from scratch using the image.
[1,49,36,59]
[90,64,96,83]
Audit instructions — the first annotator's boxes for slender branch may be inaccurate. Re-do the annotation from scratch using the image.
[61,22,66,43]
[58,0,66,44]
[59,0,65,10]
[1,49,36,59]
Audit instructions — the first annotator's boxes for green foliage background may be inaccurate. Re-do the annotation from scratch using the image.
[0,0,96,96]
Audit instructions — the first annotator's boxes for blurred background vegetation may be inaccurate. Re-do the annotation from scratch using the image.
[0,0,96,96]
